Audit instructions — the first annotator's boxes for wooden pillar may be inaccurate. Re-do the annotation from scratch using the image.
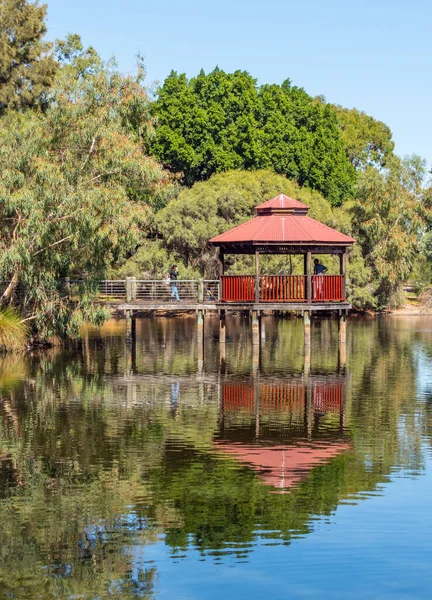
[197,309,204,343]
[340,250,347,300]
[306,251,312,303]
[252,310,260,376]
[126,277,132,303]
[338,312,347,368]
[198,278,204,303]
[304,310,311,376]
[252,310,260,346]
[255,250,260,303]
[219,251,225,276]
[219,341,226,371]
[125,309,132,376]
[125,309,132,345]
[219,310,226,344]
[197,309,204,373]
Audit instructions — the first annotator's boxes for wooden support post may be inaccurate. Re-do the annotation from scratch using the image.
[338,312,347,368]
[131,277,137,301]
[255,250,260,303]
[252,310,260,346]
[219,251,225,276]
[198,278,204,303]
[304,310,311,376]
[125,309,132,345]
[219,341,226,371]
[219,310,226,344]
[307,251,312,303]
[126,277,132,303]
[252,310,260,376]
[197,340,204,374]
[125,309,132,376]
[340,250,347,300]
[197,309,204,343]
[252,342,260,377]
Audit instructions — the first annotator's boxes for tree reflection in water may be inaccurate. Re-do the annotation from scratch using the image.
[0,315,430,598]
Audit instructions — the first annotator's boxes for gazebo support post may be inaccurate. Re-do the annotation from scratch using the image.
[340,250,346,300]
[219,251,225,277]
[255,250,260,303]
[306,251,312,304]
[338,311,347,367]
[252,310,260,346]
[219,310,226,344]
[304,310,311,376]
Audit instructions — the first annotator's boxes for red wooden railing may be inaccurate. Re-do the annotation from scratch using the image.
[221,276,255,302]
[260,276,306,302]
[222,381,344,414]
[220,275,345,303]
[312,275,345,302]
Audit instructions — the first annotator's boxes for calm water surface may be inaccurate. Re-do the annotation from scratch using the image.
[1,315,432,599]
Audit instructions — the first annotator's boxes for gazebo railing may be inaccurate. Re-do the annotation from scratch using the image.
[312,275,345,302]
[220,276,255,302]
[260,275,306,302]
[220,275,346,303]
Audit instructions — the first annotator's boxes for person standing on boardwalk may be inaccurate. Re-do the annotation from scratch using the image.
[169,265,180,301]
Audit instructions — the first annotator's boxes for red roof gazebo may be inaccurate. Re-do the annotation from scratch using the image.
[210,194,354,307]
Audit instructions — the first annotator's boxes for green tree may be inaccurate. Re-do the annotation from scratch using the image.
[155,170,351,276]
[351,156,429,306]
[0,53,173,341]
[330,104,395,170]
[151,69,356,205]
[0,0,58,114]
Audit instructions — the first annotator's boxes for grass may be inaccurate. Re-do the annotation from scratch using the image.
[0,308,29,352]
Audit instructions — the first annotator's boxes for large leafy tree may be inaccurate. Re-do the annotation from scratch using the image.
[352,155,429,306]
[0,47,173,340]
[331,104,395,170]
[151,69,356,205]
[0,0,58,114]
[155,169,353,276]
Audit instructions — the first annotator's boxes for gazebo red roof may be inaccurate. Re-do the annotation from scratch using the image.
[215,441,351,490]
[210,194,354,246]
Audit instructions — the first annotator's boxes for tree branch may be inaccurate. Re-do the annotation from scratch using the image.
[33,235,73,256]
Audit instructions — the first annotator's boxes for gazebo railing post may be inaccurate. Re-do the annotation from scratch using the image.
[306,251,312,304]
[340,250,346,300]
[255,250,260,303]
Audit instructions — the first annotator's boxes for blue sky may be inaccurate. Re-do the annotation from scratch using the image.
[45,0,431,169]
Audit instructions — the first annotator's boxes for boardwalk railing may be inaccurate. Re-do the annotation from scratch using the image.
[68,279,220,303]
[10,276,346,304]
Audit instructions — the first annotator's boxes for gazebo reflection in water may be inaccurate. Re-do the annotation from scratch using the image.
[216,376,349,492]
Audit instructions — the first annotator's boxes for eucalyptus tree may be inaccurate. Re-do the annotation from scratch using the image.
[0,51,174,341]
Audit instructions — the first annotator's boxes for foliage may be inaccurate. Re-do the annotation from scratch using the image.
[151,68,356,205]
[331,104,395,170]
[351,156,429,306]
[155,169,344,276]
[0,0,58,114]
[113,239,200,280]
[0,46,174,340]
[0,308,28,351]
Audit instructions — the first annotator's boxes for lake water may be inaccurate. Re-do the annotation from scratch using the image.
[1,314,432,599]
